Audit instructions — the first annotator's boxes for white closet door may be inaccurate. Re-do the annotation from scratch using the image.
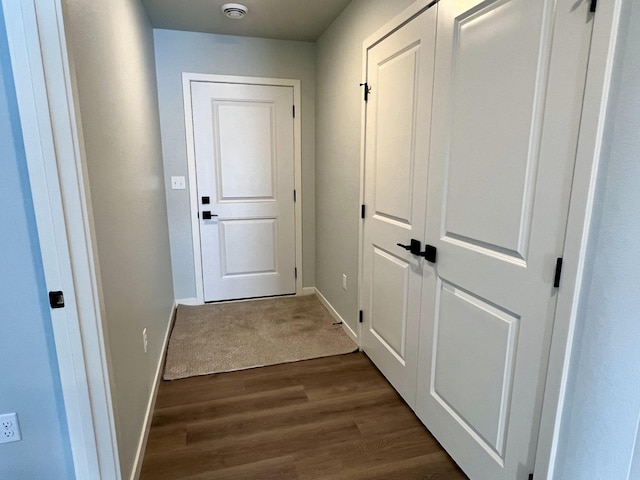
[361,6,437,408]
[416,0,593,479]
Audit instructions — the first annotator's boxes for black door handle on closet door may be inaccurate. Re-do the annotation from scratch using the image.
[420,245,437,263]
[397,239,422,256]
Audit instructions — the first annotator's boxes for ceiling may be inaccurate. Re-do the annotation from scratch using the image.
[141,0,353,42]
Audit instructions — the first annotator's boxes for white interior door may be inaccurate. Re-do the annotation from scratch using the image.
[416,0,593,479]
[191,82,296,302]
[361,7,437,408]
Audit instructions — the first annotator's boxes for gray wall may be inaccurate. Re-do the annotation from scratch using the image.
[153,29,316,298]
[554,0,640,477]
[315,0,414,331]
[0,9,74,478]
[62,0,174,477]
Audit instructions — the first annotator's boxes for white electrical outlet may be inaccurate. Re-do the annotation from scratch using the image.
[143,328,148,354]
[342,274,347,291]
[0,413,21,444]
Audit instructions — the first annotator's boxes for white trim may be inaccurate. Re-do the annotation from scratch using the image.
[182,73,304,304]
[315,288,359,346]
[629,413,640,480]
[535,1,624,478]
[130,301,177,480]
[183,75,203,303]
[175,297,201,306]
[363,0,436,50]
[356,20,368,346]
[301,287,316,296]
[357,0,437,348]
[1,0,120,478]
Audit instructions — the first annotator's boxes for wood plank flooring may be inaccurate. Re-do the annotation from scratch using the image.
[140,353,468,480]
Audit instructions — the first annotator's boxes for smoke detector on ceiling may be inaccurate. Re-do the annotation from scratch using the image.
[221,3,248,19]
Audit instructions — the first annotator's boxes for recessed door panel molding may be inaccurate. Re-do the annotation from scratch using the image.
[373,44,420,226]
[431,281,519,459]
[370,247,410,360]
[219,219,278,277]
[361,6,437,408]
[214,101,277,202]
[191,80,296,302]
[442,0,551,261]
[417,0,594,479]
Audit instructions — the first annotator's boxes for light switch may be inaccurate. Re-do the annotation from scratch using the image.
[171,176,186,190]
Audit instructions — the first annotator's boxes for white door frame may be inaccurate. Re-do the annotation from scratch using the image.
[2,0,120,478]
[183,73,303,304]
[535,1,624,477]
[357,1,624,478]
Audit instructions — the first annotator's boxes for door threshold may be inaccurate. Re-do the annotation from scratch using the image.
[205,293,297,305]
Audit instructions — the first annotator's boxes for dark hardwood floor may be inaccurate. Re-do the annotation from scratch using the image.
[140,352,467,479]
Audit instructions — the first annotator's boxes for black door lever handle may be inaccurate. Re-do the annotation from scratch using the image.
[397,239,422,256]
[202,211,218,220]
[421,245,437,263]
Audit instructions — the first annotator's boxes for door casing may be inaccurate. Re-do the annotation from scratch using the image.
[357,0,626,478]
[183,73,304,304]
[3,0,121,477]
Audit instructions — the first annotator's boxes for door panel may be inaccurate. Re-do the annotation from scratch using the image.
[192,82,295,302]
[432,281,519,457]
[361,6,436,408]
[370,247,410,359]
[416,0,593,479]
[444,0,546,258]
[219,219,278,276]
[374,45,420,224]
[216,102,276,201]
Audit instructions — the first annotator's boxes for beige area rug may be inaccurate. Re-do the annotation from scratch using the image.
[163,294,357,380]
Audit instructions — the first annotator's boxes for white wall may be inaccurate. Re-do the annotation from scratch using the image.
[153,29,316,298]
[315,0,414,331]
[554,0,640,477]
[0,10,74,478]
[62,0,174,477]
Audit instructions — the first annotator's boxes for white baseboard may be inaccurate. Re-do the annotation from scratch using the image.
[301,287,316,296]
[176,297,200,306]
[130,301,177,480]
[315,288,359,346]
[340,314,359,345]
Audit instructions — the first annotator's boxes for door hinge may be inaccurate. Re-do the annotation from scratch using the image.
[295,267,298,280]
[359,310,364,324]
[359,82,371,102]
[554,258,563,288]
[293,105,296,118]
[590,0,597,12]
[361,204,366,219]
[49,291,65,309]
[294,189,297,202]
[528,474,534,480]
